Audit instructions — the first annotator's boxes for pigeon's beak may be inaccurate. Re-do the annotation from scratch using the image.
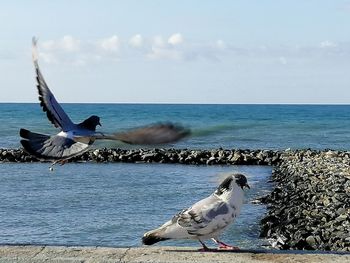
[244,183,250,190]
[98,121,102,126]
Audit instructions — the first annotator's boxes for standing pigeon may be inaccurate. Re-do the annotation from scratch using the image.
[20,38,189,164]
[142,173,250,251]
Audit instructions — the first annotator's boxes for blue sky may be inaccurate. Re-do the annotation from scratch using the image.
[1,0,350,103]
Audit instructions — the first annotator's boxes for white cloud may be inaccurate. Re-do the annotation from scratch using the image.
[60,35,80,52]
[153,35,166,48]
[147,34,185,60]
[99,35,120,52]
[40,35,80,52]
[168,33,184,45]
[35,34,350,66]
[129,34,144,48]
[147,33,186,61]
[39,52,58,64]
[320,40,337,48]
[216,40,227,50]
[40,40,56,51]
[147,47,183,61]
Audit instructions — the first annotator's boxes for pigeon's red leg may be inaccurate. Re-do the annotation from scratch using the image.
[212,238,240,250]
[58,159,68,166]
[197,240,213,252]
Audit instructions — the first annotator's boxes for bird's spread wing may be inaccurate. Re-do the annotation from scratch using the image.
[93,123,190,145]
[32,37,75,131]
[176,195,230,236]
[20,128,89,160]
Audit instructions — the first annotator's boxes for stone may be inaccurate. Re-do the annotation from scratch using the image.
[230,152,242,163]
[306,236,316,248]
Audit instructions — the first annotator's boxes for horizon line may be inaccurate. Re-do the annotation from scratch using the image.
[1,101,350,106]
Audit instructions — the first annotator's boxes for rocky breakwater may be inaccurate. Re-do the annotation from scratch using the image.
[75,148,281,165]
[260,150,350,251]
[0,148,280,165]
[0,148,37,162]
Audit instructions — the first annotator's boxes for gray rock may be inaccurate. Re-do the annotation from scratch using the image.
[260,149,350,251]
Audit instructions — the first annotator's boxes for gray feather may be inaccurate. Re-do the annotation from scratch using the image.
[20,129,89,160]
[32,38,75,131]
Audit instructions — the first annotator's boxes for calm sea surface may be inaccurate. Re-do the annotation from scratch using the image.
[0,163,271,248]
[0,103,349,248]
[1,103,350,150]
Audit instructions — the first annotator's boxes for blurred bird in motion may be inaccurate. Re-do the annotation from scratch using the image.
[20,38,190,168]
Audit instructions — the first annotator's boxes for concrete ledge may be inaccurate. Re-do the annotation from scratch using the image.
[0,245,349,263]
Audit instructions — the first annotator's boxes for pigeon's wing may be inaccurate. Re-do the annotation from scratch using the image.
[20,128,89,160]
[32,37,75,131]
[94,123,190,145]
[177,195,230,236]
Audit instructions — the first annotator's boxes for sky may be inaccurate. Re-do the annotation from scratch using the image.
[0,0,350,104]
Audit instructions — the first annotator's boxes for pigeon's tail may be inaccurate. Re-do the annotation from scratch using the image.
[142,230,170,245]
[19,128,90,161]
[20,128,51,159]
[20,128,49,141]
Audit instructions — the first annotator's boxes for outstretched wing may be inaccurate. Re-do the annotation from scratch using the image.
[94,123,190,145]
[176,195,230,236]
[32,37,75,132]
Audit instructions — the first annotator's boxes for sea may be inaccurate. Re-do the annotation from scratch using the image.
[1,103,350,249]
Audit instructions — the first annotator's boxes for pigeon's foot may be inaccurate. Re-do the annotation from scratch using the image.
[52,159,68,166]
[217,244,240,250]
[212,239,240,250]
[58,159,68,166]
[198,240,214,252]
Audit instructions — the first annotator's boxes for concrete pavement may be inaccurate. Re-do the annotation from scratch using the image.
[0,245,349,263]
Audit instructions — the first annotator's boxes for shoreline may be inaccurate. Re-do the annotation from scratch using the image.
[0,148,349,252]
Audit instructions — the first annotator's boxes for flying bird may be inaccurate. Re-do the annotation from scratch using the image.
[142,173,250,251]
[20,38,189,165]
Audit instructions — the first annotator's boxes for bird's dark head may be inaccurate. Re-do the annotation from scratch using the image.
[78,115,101,131]
[215,173,250,196]
[234,173,250,190]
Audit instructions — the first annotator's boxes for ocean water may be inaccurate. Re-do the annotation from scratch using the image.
[1,103,350,150]
[0,163,271,248]
[1,103,349,249]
